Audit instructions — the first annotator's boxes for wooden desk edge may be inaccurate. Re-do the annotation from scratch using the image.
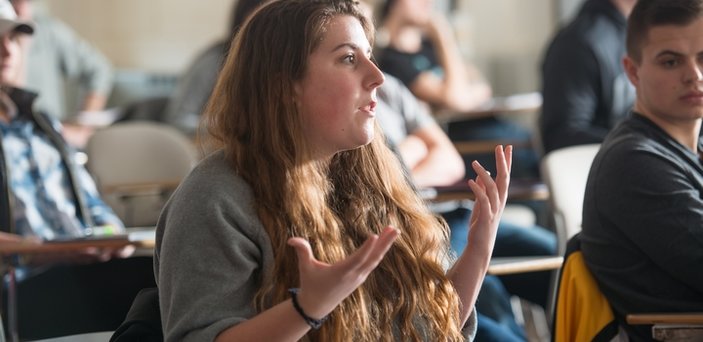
[101,179,182,195]
[487,256,563,276]
[0,238,154,255]
[626,313,703,325]
[435,106,540,124]
[431,190,550,202]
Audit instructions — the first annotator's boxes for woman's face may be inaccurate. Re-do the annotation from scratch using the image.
[294,15,384,158]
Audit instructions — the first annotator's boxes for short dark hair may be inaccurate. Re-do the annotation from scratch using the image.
[627,0,703,62]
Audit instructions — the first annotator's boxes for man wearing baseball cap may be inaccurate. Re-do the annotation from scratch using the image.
[0,0,154,339]
[0,0,32,36]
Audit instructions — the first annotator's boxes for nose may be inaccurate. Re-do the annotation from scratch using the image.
[0,37,10,58]
[684,60,703,84]
[365,57,385,90]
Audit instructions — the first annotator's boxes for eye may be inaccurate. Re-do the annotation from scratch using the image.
[659,57,679,68]
[342,53,356,64]
[7,31,19,42]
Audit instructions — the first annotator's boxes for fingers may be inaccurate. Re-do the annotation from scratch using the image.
[467,178,490,218]
[494,145,512,198]
[470,160,499,211]
[495,145,513,176]
[468,145,513,216]
[288,226,399,272]
[115,245,136,259]
[356,226,400,271]
[288,237,316,267]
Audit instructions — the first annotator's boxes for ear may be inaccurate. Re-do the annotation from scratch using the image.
[623,55,640,88]
[292,80,302,105]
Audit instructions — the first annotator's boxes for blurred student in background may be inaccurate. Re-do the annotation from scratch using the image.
[10,0,113,147]
[163,0,269,137]
[375,0,539,179]
[540,0,637,154]
[0,2,151,338]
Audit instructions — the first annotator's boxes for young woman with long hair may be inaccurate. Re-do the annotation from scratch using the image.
[154,1,512,341]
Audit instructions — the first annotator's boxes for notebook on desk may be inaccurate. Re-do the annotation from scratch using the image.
[44,226,156,244]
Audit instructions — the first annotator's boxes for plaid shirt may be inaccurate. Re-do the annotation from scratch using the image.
[0,88,123,240]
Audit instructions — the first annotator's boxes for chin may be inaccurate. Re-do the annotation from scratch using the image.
[343,136,374,152]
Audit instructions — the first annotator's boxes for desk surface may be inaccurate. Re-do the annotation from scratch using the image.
[422,178,549,202]
[0,229,156,255]
[626,313,703,325]
[434,92,542,124]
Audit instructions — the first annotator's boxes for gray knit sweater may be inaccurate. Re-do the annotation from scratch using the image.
[154,151,477,341]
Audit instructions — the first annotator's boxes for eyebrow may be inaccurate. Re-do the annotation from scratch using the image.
[655,50,703,59]
[330,42,372,55]
[655,50,683,58]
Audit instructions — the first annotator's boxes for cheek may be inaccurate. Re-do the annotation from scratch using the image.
[303,78,354,113]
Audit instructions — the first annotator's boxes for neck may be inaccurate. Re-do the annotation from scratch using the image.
[0,91,14,124]
[636,108,702,153]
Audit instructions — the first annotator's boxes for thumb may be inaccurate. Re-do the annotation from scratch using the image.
[288,237,314,266]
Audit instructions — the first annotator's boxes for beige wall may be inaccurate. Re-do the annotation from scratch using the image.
[457,0,556,94]
[42,0,233,73]
[41,0,558,95]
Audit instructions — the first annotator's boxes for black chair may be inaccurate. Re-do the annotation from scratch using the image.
[117,96,170,123]
[2,256,156,340]
[110,287,162,342]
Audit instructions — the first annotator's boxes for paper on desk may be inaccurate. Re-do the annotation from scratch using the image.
[126,227,156,242]
[71,107,123,127]
[478,92,543,112]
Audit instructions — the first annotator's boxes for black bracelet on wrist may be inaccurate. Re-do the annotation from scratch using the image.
[288,288,328,330]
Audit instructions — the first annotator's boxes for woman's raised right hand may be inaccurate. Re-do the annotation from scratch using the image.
[287,226,400,320]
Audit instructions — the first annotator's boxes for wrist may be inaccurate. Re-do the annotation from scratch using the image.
[288,288,329,330]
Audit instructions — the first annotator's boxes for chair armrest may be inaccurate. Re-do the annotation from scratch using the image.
[488,255,563,276]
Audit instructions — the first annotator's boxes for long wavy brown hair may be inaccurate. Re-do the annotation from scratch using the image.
[202,0,464,340]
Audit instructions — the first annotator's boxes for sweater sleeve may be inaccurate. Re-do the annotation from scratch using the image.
[155,154,274,342]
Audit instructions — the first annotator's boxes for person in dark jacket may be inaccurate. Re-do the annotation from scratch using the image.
[582,0,703,340]
[540,0,637,154]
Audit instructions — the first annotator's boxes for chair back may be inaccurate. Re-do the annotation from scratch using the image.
[552,233,619,342]
[540,144,600,254]
[110,287,162,342]
[86,121,199,227]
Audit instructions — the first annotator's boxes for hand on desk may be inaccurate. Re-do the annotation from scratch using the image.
[2,232,136,266]
[0,231,30,243]
[61,123,96,149]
